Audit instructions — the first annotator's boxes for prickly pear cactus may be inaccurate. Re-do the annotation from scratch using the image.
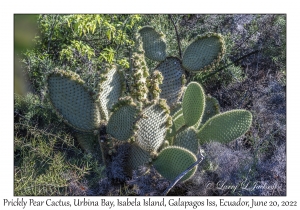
[137,27,225,109]
[45,25,253,186]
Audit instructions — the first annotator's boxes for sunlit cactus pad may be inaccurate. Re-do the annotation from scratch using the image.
[182,33,225,72]
[153,146,197,182]
[138,26,167,62]
[126,143,151,174]
[47,70,101,132]
[197,110,252,144]
[173,127,199,155]
[106,104,139,141]
[135,102,170,152]
[182,82,205,127]
[98,67,123,121]
[155,57,185,107]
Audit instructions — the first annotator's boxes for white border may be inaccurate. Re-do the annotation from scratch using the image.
[2,1,299,209]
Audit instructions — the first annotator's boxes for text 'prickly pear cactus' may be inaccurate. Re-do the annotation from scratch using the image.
[45,25,252,185]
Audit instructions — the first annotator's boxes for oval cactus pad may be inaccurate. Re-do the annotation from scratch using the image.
[155,57,185,108]
[136,103,169,152]
[47,70,101,132]
[182,82,205,127]
[153,146,197,182]
[182,33,225,72]
[106,104,139,141]
[197,110,252,144]
[138,26,167,62]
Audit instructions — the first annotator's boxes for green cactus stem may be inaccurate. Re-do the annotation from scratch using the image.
[130,52,150,103]
[147,70,163,100]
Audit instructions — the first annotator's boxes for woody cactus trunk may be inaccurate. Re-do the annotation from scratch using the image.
[45,26,252,183]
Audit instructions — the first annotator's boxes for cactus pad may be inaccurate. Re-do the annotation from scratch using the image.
[75,132,98,153]
[106,104,139,141]
[173,127,199,155]
[165,123,176,144]
[126,143,151,174]
[98,66,123,121]
[173,112,186,132]
[47,70,101,132]
[135,103,170,152]
[138,26,167,62]
[155,57,185,107]
[201,95,220,126]
[182,82,205,127]
[153,146,197,182]
[182,33,225,72]
[197,110,252,144]
[170,103,186,133]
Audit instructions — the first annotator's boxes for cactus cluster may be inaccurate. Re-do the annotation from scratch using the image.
[45,26,252,184]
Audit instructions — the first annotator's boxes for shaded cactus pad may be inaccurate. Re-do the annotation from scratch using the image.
[126,143,151,174]
[47,70,101,132]
[197,110,252,144]
[170,103,185,133]
[138,26,167,62]
[106,104,139,141]
[201,95,220,126]
[75,132,99,154]
[182,33,225,72]
[153,146,197,182]
[182,82,205,127]
[173,127,199,155]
